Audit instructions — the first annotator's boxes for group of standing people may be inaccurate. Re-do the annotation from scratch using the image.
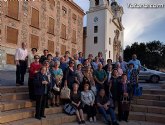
[15,42,141,125]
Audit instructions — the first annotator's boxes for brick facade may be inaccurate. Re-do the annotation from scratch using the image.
[0,0,84,70]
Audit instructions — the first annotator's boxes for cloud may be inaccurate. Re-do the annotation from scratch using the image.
[73,0,165,47]
[123,0,165,46]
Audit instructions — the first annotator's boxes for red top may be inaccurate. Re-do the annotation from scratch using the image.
[29,62,42,78]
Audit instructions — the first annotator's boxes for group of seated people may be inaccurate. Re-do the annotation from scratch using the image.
[28,49,139,125]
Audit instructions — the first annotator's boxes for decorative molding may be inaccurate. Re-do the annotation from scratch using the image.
[40,0,47,50]
[56,1,61,45]
[21,1,29,43]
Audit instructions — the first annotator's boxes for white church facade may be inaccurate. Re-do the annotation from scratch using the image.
[85,0,124,62]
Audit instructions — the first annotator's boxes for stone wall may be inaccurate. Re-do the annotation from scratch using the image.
[0,0,84,70]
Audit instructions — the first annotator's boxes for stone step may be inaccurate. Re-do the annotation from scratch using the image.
[62,121,165,125]
[131,99,165,107]
[143,89,165,95]
[134,94,165,101]
[2,111,165,125]
[0,92,29,101]
[130,105,165,115]
[0,86,28,94]
[0,100,35,112]
[1,113,77,125]
[129,112,165,124]
[0,107,63,124]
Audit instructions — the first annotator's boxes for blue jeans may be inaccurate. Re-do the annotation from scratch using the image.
[98,107,117,122]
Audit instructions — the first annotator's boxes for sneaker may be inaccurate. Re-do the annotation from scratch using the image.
[35,116,41,120]
[81,120,85,124]
[78,120,82,124]
[107,120,112,125]
[41,115,46,118]
[89,117,93,122]
[16,83,21,86]
[113,122,119,125]
[93,116,96,122]
[56,103,60,107]
[51,103,54,107]
[124,119,128,122]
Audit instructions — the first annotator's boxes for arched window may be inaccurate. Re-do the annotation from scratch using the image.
[95,0,99,6]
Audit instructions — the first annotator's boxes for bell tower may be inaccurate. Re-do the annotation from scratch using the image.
[86,0,124,61]
[89,0,109,8]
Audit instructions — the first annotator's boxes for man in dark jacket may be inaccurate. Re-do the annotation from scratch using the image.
[39,49,49,64]
[97,89,119,125]
[103,59,112,72]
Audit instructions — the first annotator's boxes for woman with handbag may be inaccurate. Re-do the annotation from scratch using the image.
[110,68,122,120]
[70,83,85,124]
[97,89,119,125]
[81,82,97,122]
[34,66,49,120]
[43,60,52,108]
[51,61,63,107]
[119,73,131,122]
[126,63,138,99]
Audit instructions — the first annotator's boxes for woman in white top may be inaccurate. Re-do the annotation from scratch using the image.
[28,48,37,68]
[81,82,97,122]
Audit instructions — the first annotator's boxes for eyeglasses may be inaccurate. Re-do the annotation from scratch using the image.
[35,58,40,59]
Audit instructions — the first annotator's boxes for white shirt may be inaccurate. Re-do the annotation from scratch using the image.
[15,48,28,61]
[107,72,112,83]
[81,90,95,105]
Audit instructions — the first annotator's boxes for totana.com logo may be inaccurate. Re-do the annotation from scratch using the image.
[127,3,165,9]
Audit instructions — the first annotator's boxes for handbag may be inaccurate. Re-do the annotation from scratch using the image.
[64,103,76,115]
[109,92,114,108]
[53,75,62,92]
[120,97,130,112]
[48,91,54,99]
[134,85,143,96]
[60,87,70,99]
[53,84,60,92]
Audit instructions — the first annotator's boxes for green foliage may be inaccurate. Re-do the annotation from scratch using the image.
[124,41,165,70]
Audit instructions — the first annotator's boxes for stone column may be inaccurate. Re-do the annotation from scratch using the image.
[21,1,29,45]
[67,8,71,50]
[55,1,61,51]
[0,1,4,69]
[40,1,47,51]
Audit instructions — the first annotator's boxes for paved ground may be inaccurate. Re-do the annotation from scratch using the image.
[0,70,164,89]
[62,121,165,125]
[0,70,28,86]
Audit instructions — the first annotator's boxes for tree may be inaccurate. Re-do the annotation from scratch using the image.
[124,41,165,70]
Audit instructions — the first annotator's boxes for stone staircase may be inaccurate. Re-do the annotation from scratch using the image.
[0,86,165,125]
[129,89,165,124]
[0,86,77,125]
